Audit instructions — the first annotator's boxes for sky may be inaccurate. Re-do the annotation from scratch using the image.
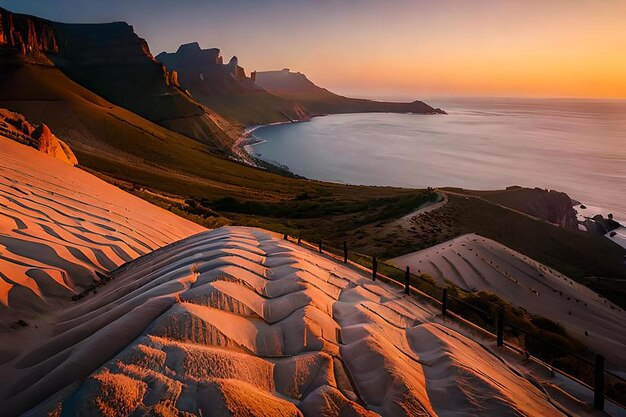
[1,0,625,99]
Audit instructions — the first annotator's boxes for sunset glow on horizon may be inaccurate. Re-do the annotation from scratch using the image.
[2,0,625,99]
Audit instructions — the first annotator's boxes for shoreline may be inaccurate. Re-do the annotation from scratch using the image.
[575,203,626,250]
[231,117,313,168]
[232,110,446,170]
[232,115,626,251]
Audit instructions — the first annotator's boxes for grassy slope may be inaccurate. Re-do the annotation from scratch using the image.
[198,93,306,126]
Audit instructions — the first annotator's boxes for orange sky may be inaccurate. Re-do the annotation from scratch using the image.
[3,0,625,99]
[273,1,626,99]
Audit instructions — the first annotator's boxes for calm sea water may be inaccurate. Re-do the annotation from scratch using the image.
[250,98,626,219]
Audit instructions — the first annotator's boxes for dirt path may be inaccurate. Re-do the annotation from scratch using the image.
[396,191,448,227]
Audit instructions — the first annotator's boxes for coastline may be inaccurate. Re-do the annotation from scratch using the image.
[232,110,445,169]
[232,112,626,251]
[575,203,626,250]
[231,118,313,167]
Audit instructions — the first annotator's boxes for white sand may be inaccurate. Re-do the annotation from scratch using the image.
[390,233,626,374]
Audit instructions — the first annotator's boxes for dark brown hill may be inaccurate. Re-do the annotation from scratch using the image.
[0,7,233,150]
[255,68,445,115]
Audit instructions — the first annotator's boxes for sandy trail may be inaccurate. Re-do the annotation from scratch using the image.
[396,192,447,228]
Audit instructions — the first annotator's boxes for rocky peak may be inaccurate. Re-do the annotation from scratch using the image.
[177,41,201,54]
[158,43,223,71]
[1,7,228,147]
[156,43,262,96]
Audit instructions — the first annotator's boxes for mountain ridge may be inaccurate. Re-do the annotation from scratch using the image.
[255,68,446,116]
[0,7,235,150]
[155,42,311,126]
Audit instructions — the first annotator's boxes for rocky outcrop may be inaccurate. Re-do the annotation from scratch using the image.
[33,124,78,165]
[517,188,579,231]
[583,215,622,236]
[0,108,77,165]
[255,68,446,115]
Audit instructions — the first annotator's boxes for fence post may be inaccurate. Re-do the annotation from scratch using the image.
[496,309,504,347]
[404,266,410,295]
[594,354,605,410]
[319,240,323,254]
[372,257,377,281]
[343,241,348,264]
[297,232,301,245]
[441,288,448,316]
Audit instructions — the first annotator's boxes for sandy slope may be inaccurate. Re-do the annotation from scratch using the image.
[2,226,622,416]
[390,234,626,373]
[0,135,204,325]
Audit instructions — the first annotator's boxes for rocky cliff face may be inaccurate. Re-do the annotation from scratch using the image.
[49,21,203,122]
[0,108,77,165]
[523,189,579,231]
[0,7,231,150]
[155,42,263,96]
[0,7,58,63]
[155,43,310,126]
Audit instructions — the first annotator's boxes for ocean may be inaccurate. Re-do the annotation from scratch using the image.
[250,97,626,226]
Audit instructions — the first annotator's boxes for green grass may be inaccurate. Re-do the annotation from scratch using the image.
[198,92,305,126]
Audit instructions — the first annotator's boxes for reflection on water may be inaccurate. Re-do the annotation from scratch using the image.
[251,98,626,219]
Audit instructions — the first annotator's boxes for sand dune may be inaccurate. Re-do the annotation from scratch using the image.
[390,233,626,373]
[0,135,204,325]
[3,226,622,416]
